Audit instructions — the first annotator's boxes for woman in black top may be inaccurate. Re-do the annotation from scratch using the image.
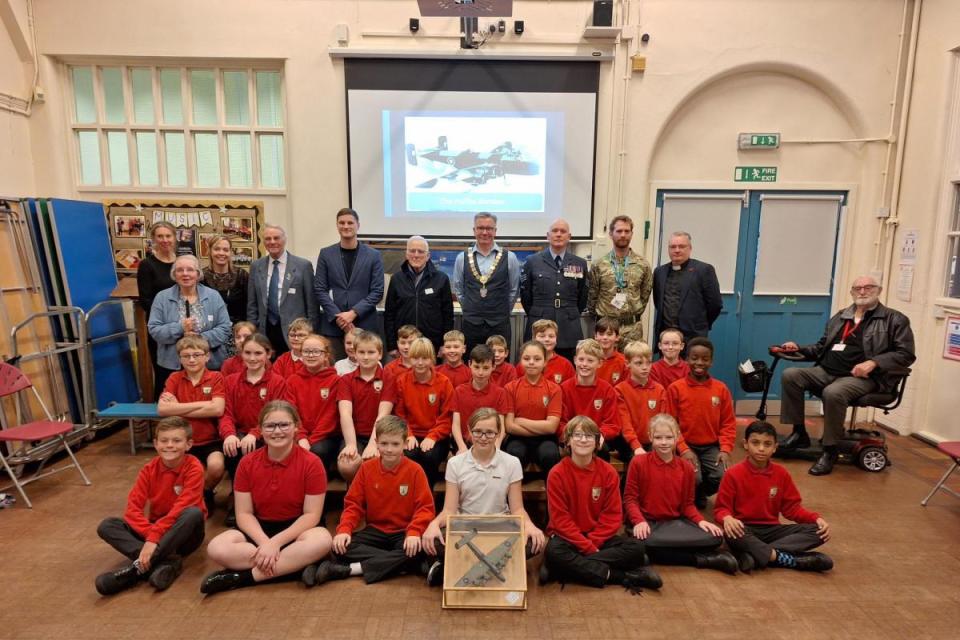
[137,221,178,399]
[202,234,249,325]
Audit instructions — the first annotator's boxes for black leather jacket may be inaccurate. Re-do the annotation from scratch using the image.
[383,260,454,353]
[800,302,916,393]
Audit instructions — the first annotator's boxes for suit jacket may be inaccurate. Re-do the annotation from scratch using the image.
[652,258,723,340]
[313,242,385,337]
[520,249,588,348]
[247,252,319,345]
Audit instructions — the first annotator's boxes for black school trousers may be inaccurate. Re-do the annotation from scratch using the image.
[726,523,824,569]
[97,506,205,564]
[544,534,646,588]
[641,518,722,566]
[336,526,424,584]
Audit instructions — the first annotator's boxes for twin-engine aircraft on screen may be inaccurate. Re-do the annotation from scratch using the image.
[406,136,540,189]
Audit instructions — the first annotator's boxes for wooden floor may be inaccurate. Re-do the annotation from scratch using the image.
[1,422,959,640]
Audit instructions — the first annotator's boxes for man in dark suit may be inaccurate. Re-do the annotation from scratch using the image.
[652,231,723,344]
[313,208,384,359]
[247,224,319,356]
[521,219,588,362]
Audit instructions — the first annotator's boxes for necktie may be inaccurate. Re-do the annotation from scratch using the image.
[267,259,280,324]
[554,255,562,271]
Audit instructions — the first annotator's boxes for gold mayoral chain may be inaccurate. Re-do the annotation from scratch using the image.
[469,249,504,298]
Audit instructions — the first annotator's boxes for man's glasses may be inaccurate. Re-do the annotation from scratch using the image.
[262,421,295,432]
[851,285,879,293]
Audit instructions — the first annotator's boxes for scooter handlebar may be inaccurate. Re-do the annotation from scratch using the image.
[768,345,811,362]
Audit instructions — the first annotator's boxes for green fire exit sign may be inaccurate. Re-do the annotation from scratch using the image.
[735,166,778,182]
[738,132,780,149]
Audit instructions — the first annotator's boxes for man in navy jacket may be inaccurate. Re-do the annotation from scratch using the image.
[314,208,384,359]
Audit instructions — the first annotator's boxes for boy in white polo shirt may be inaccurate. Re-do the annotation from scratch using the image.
[421,407,545,585]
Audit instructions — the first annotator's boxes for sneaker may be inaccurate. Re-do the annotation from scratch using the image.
[622,566,662,592]
[736,552,755,574]
[792,552,834,572]
[95,564,142,596]
[311,560,352,586]
[200,570,245,595]
[147,557,183,591]
[694,551,739,575]
[426,560,444,587]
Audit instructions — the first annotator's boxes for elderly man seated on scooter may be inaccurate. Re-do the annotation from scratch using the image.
[776,275,915,477]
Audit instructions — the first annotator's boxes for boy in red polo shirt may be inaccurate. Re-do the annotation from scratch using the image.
[158,335,225,511]
[523,319,575,385]
[594,317,628,386]
[543,416,661,591]
[504,340,563,475]
[305,415,436,586]
[615,341,667,454]
[450,344,509,454]
[384,324,421,383]
[379,337,453,488]
[665,337,736,508]
[272,318,311,378]
[650,328,690,388]
[715,421,833,573]
[337,331,386,482]
[624,414,736,574]
[487,334,518,387]
[95,417,207,595]
[437,329,472,388]
[283,334,341,471]
[220,321,257,379]
[560,339,622,461]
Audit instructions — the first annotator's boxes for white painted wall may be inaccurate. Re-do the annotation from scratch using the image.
[0,0,35,195]
[0,0,955,438]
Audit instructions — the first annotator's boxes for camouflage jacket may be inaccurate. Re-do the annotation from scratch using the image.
[587,249,653,320]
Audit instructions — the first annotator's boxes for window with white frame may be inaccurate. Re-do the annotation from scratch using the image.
[69,65,285,191]
[946,185,960,299]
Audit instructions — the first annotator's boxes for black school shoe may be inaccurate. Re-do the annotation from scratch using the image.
[736,552,756,574]
[426,560,444,587]
[694,551,739,575]
[792,552,834,572]
[779,430,811,450]
[809,450,838,476]
[200,569,246,595]
[147,557,183,591]
[95,564,143,596]
[538,561,551,585]
[310,560,352,586]
[622,566,663,593]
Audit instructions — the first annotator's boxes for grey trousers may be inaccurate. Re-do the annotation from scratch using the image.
[780,366,876,446]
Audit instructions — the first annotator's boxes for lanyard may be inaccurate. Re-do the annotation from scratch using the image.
[609,251,629,289]
[840,319,860,343]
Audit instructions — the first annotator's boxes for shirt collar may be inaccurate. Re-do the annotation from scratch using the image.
[466,448,500,469]
[379,457,402,475]
[549,248,565,261]
[685,375,712,387]
[269,251,288,266]
[266,445,297,468]
[470,242,501,257]
[651,453,677,468]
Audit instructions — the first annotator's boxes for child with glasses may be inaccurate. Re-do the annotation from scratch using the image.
[158,335,226,512]
[273,318,312,378]
[283,334,342,472]
[421,407,545,586]
[201,401,333,594]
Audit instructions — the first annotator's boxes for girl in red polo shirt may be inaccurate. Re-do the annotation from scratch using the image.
[201,400,332,594]
[283,335,341,472]
[220,321,256,379]
[504,341,563,475]
[624,414,737,574]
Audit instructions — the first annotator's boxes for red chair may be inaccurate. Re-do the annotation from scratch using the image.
[920,441,960,506]
[0,362,91,508]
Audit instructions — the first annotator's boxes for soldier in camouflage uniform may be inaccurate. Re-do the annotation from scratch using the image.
[587,215,653,346]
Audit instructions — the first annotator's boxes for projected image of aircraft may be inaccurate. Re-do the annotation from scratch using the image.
[406,136,540,189]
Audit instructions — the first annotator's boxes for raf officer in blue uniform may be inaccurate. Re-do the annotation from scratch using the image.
[520,219,588,363]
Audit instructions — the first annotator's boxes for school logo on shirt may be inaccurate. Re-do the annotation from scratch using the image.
[593,399,603,410]
[399,484,409,496]
[373,380,383,393]
[173,485,183,496]
[711,396,720,407]
[202,386,212,395]
[428,393,437,405]
[591,486,601,502]
[769,486,778,498]
[542,395,550,407]
[321,388,330,400]
[554,374,563,384]
[612,372,620,383]
[647,399,657,410]
[259,388,267,400]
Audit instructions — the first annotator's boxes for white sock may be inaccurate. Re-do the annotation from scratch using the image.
[349,562,363,576]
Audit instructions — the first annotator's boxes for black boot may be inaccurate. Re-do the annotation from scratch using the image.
[694,550,738,575]
[95,563,143,596]
[780,425,811,450]
[622,566,662,593]
[148,556,183,591]
[793,552,834,572]
[809,448,838,476]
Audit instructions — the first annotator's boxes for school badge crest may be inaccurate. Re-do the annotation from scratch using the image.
[428,393,437,405]
[173,485,183,496]
[542,395,549,407]
[612,372,620,383]
[769,486,778,498]
[647,399,657,410]
[711,396,720,407]
[399,484,409,496]
[373,380,383,392]
[554,374,563,384]
[591,486,601,502]
[259,388,267,400]
[202,386,212,395]
[593,399,603,410]
[321,388,330,399]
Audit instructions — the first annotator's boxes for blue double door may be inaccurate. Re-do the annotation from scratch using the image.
[656,190,845,412]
